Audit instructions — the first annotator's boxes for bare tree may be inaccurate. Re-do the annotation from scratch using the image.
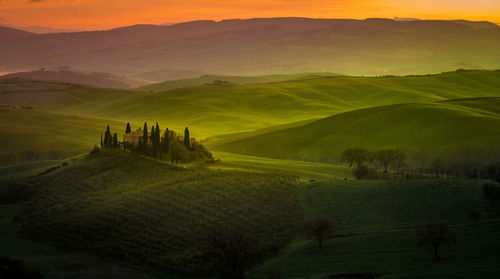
[205,229,259,279]
[417,222,456,260]
[302,217,334,248]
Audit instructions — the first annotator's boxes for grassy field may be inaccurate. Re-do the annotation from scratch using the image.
[214,97,500,163]
[2,149,499,278]
[248,179,499,279]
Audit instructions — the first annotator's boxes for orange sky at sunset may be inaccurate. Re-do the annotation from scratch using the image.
[0,0,499,30]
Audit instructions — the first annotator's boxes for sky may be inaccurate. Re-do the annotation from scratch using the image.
[0,0,499,30]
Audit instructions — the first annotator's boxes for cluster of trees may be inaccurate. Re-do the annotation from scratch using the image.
[340,148,407,179]
[101,122,212,164]
[340,148,500,181]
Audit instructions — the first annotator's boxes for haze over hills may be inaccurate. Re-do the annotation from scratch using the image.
[0,69,144,89]
[1,18,500,79]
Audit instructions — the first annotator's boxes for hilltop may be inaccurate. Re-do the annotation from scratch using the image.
[1,18,500,78]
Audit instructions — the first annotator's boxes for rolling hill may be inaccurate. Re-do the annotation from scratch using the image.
[2,18,500,77]
[212,97,500,163]
[1,70,500,164]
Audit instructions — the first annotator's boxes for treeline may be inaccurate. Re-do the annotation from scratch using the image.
[341,148,500,181]
[100,122,213,164]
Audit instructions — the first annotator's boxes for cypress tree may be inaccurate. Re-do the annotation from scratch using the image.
[143,122,148,147]
[100,132,103,148]
[162,128,169,160]
[184,127,190,149]
[151,126,156,157]
[125,122,131,134]
[113,133,118,147]
[104,125,112,148]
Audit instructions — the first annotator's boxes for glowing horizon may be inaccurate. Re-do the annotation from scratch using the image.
[0,0,499,30]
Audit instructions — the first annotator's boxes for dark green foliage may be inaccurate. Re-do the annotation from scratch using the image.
[341,148,372,168]
[483,181,500,213]
[112,133,118,148]
[352,165,377,180]
[142,122,148,147]
[104,125,112,148]
[0,256,44,279]
[125,122,131,134]
[417,222,457,260]
[469,211,480,223]
[184,127,190,149]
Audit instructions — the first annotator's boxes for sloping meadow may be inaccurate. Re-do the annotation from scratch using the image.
[13,150,303,275]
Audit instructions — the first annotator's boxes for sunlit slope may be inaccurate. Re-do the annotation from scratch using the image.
[214,98,500,163]
[90,70,500,137]
[0,109,125,156]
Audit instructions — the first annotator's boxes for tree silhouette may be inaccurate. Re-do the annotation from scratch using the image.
[417,222,456,260]
[341,148,371,168]
[184,127,190,149]
[302,217,334,248]
[142,122,148,147]
[125,122,131,134]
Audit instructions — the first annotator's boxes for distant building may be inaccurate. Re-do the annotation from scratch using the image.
[123,128,152,146]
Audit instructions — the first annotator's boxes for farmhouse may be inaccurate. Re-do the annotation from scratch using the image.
[123,128,152,146]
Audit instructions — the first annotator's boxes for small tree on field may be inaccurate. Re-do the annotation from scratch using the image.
[302,217,334,248]
[205,229,259,279]
[374,149,396,173]
[417,222,456,260]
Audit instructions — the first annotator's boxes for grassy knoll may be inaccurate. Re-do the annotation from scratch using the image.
[0,108,126,158]
[248,179,499,279]
[215,98,500,163]
[11,149,302,275]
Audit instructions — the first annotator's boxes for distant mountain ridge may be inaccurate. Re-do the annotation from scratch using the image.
[1,18,500,79]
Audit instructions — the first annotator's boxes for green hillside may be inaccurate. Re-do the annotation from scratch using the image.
[2,149,499,278]
[9,150,302,275]
[214,97,500,163]
[0,108,125,160]
[93,70,500,137]
[2,70,500,164]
